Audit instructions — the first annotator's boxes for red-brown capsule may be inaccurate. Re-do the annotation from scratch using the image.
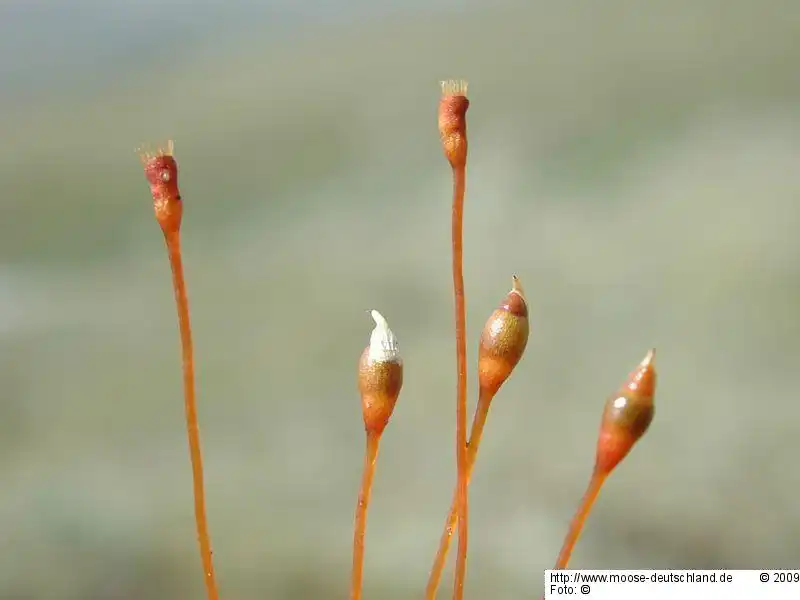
[438,80,469,170]
[358,310,403,436]
[138,140,182,235]
[477,276,530,397]
[595,349,657,474]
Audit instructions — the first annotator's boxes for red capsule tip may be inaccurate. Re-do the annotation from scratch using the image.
[624,348,656,399]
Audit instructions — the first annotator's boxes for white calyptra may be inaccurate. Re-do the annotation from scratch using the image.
[367,309,401,364]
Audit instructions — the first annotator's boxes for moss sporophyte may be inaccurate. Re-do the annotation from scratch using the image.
[137,82,657,600]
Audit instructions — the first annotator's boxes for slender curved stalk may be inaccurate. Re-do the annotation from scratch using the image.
[554,470,608,569]
[350,432,382,600]
[450,164,469,600]
[426,390,492,600]
[164,230,219,600]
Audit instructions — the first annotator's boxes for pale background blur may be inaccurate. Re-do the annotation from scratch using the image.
[1,1,799,598]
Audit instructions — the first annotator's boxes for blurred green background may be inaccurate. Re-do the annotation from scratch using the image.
[1,1,799,598]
